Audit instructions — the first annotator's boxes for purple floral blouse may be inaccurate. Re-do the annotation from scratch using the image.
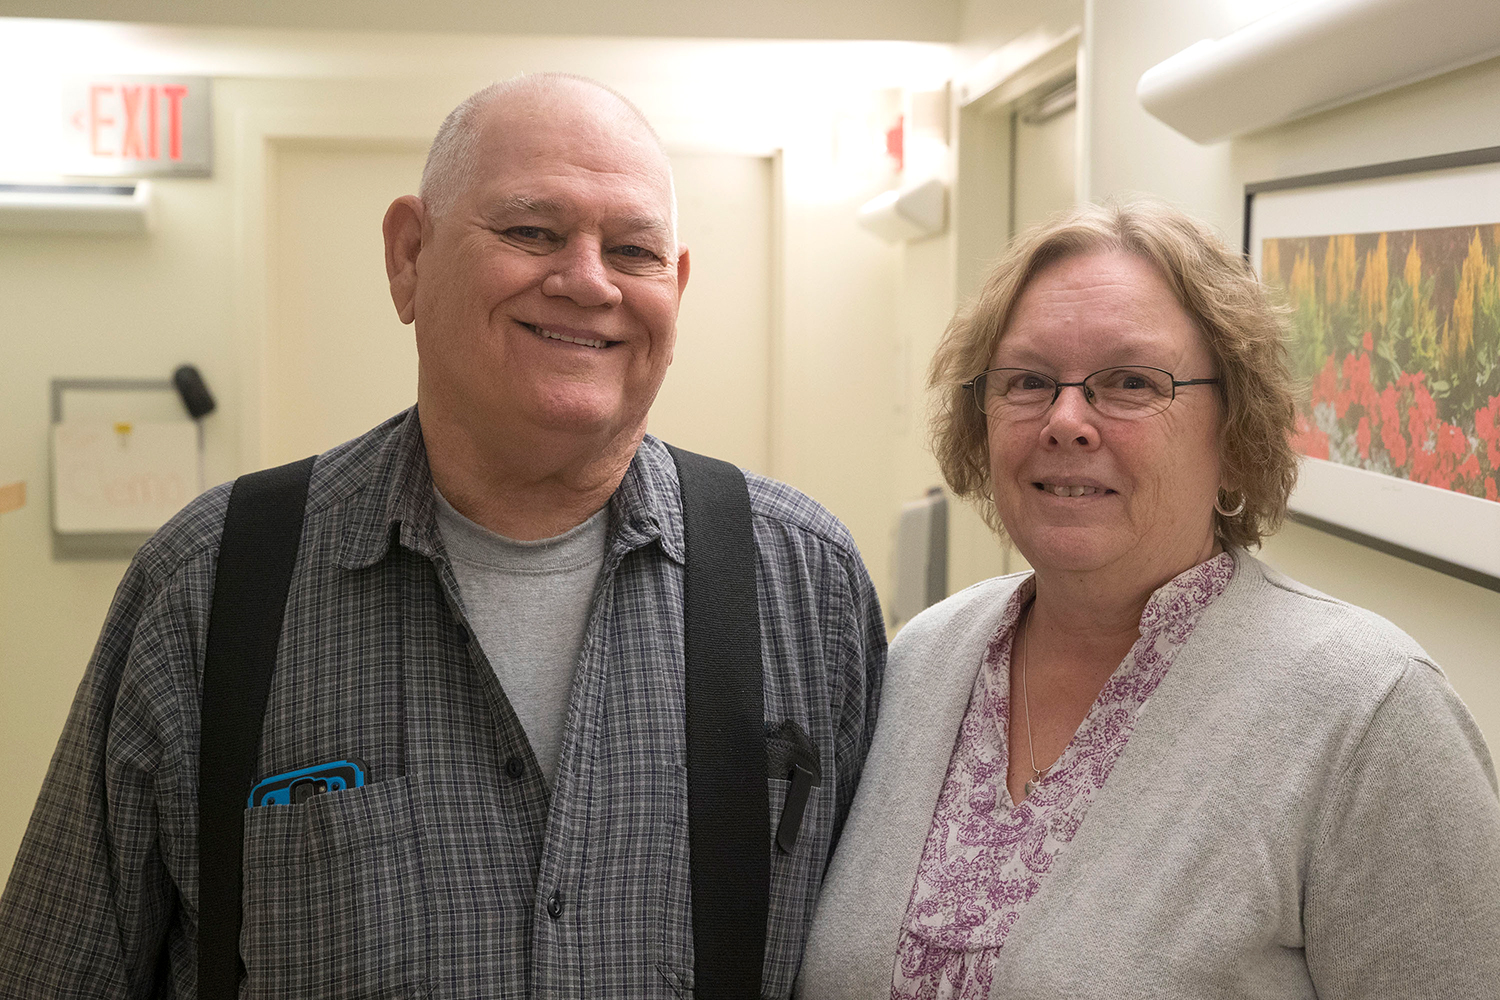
[891,553,1236,1000]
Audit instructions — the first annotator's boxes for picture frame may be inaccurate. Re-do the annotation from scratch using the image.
[1244,146,1500,592]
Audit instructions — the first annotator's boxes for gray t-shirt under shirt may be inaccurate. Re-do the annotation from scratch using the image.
[433,489,608,787]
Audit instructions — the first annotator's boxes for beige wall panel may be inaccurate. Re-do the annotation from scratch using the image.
[1085,0,1240,234]
[775,174,902,601]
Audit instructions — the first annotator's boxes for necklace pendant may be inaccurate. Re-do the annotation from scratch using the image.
[1024,777,1038,797]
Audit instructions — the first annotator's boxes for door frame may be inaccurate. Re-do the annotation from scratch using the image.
[231,107,787,477]
[230,106,437,472]
[943,27,1086,581]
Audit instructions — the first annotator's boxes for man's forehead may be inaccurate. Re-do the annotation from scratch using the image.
[477,82,662,162]
[481,92,667,164]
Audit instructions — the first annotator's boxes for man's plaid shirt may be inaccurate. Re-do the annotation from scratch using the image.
[0,409,887,998]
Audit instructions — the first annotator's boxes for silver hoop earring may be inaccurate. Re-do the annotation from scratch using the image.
[1214,490,1246,518]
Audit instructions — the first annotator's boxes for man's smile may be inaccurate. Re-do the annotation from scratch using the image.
[520,321,614,349]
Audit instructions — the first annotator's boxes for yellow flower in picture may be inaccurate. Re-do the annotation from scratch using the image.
[1324,233,1358,307]
[1262,239,1281,286]
[1452,229,1491,362]
[1291,244,1318,308]
[1359,232,1388,331]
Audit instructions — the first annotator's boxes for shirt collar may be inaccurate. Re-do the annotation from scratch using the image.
[336,408,441,569]
[982,548,1237,662]
[1137,549,1236,638]
[605,434,685,565]
[334,411,685,570]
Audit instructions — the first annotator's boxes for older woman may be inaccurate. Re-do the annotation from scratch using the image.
[798,201,1500,999]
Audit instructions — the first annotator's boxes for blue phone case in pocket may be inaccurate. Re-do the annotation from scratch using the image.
[248,757,368,807]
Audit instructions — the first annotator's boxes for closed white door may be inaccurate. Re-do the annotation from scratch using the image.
[265,142,773,475]
[1012,89,1077,235]
[646,153,773,474]
[266,139,427,467]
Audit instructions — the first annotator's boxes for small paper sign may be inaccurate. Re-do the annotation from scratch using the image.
[52,421,198,533]
[0,481,24,514]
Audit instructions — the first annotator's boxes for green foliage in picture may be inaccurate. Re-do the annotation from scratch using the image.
[1263,224,1500,503]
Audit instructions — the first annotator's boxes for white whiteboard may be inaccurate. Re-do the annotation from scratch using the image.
[52,421,198,534]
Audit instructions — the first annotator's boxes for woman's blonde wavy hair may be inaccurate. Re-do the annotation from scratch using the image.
[928,198,1298,550]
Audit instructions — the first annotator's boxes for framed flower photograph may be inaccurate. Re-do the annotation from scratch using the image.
[1245,146,1500,590]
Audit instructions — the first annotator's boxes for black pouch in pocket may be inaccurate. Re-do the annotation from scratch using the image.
[764,720,822,854]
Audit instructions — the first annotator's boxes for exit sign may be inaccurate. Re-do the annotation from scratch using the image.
[62,76,211,177]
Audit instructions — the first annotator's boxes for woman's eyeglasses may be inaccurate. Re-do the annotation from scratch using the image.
[963,366,1221,420]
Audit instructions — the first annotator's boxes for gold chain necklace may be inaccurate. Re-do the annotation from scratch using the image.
[1018,602,1058,798]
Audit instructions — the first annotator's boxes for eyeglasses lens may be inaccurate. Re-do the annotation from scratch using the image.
[975,367,1175,419]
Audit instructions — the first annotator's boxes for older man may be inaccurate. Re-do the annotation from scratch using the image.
[0,75,885,999]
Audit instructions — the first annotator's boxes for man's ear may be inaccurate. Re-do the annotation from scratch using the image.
[383,195,426,325]
[666,244,691,367]
[675,243,691,299]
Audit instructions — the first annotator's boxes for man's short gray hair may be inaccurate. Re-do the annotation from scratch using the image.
[418,73,676,238]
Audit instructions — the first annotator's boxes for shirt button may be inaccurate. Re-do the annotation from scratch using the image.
[505,756,525,780]
[547,890,563,919]
[455,625,469,644]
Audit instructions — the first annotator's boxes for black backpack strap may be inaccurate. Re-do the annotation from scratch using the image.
[667,445,770,1000]
[198,456,315,1000]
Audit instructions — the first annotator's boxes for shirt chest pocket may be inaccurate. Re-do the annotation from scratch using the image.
[239,775,431,999]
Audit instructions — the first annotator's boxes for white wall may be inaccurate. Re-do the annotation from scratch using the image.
[0,21,951,885]
[0,146,244,888]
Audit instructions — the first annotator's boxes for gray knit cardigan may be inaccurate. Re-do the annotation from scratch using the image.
[798,549,1500,1000]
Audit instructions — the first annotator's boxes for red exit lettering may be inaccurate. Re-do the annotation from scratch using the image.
[80,83,189,162]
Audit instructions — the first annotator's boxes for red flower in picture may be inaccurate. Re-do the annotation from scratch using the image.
[1477,396,1500,467]
[1437,423,1468,460]
[1407,378,1438,450]
[1335,353,1377,418]
[1291,414,1330,460]
[1377,384,1407,469]
[1411,444,1439,486]
[1312,356,1338,407]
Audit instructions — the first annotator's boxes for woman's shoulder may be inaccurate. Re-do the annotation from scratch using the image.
[1220,549,1432,670]
[874,573,1027,732]
[1172,550,1472,770]
[891,571,1028,655]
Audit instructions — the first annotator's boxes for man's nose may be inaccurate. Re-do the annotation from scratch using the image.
[540,239,623,308]
[1041,384,1100,449]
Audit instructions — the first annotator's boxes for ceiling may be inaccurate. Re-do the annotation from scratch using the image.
[0,0,961,41]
